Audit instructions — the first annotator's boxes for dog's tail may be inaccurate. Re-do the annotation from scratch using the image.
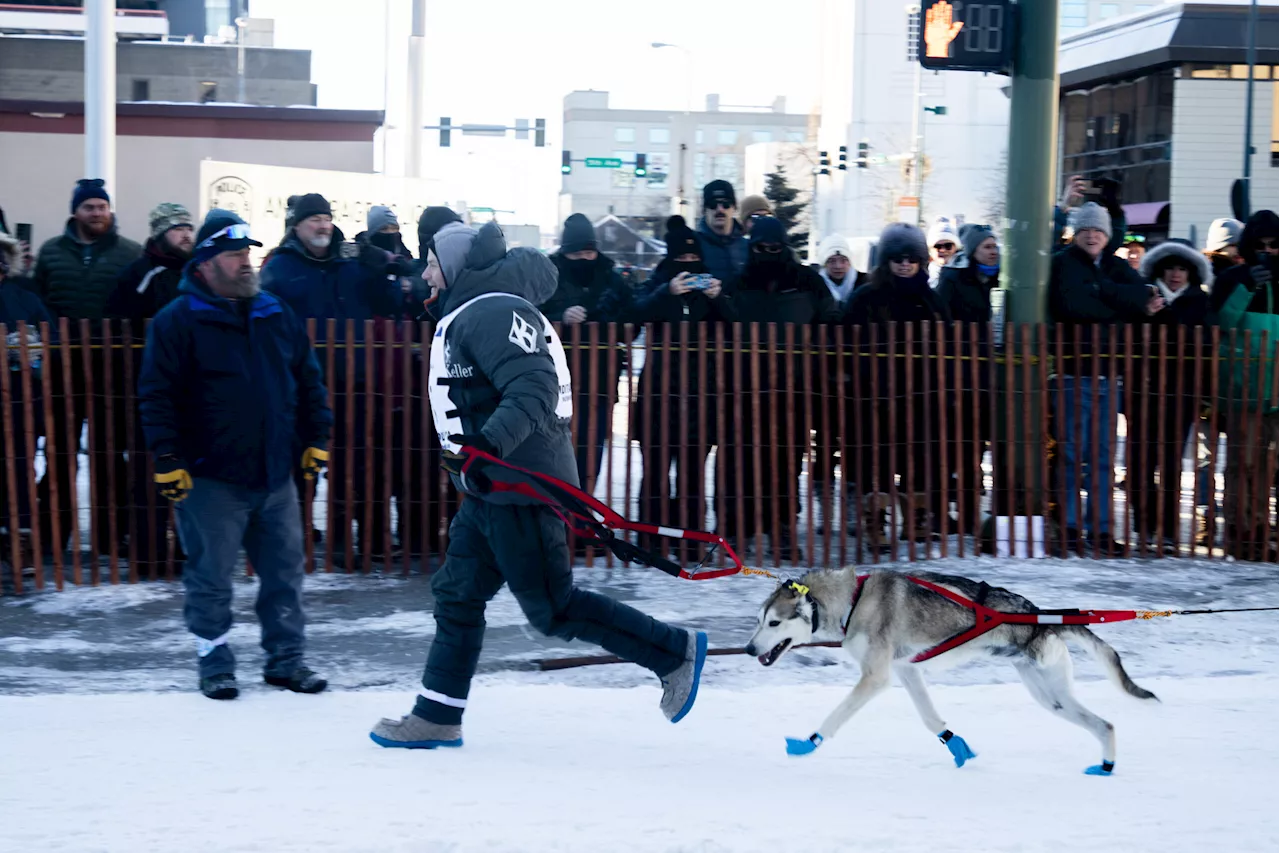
[1064,626,1159,702]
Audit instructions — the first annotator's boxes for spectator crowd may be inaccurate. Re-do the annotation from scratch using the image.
[1,173,1276,586]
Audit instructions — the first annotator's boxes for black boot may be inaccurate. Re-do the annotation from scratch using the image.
[265,666,328,694]
[201,673,239,701]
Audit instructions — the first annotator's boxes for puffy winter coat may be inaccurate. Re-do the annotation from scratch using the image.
[695,219,748,285]
[1048,244,1152,376]
[431,222,579,502]
[106,237,187,326]
[261,226,404,389]
[34,218,142,321]
[729,257,842,324]
[138,271,332,491]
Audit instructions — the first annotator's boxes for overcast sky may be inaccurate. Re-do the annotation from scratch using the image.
[250,0,823,231]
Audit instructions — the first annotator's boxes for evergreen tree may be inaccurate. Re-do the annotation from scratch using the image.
[763,163,810,258]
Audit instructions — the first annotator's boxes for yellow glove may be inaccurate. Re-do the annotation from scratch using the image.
[154,456,193,503]
[301,446,329,481]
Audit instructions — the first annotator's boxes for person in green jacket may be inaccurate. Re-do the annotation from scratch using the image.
[33,179,142,556]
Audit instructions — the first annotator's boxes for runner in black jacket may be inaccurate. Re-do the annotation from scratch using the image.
[370,217,708,750]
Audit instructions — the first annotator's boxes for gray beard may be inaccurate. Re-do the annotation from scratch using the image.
[209,269,260,300]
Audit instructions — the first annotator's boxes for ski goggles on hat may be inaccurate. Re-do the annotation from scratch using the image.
[197,223,254,249]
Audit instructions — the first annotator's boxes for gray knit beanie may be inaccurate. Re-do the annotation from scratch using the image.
[367,205,398,233]
[1069,202,1112,241]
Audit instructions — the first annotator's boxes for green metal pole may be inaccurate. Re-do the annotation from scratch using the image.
[1001,0,1060,324]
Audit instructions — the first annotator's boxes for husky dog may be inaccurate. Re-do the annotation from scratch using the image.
[745,567,1158,775]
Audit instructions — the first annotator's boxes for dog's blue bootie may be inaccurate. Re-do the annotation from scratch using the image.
[938,730,976,768]
[1084,761,1115,776]
[786,733,824,756]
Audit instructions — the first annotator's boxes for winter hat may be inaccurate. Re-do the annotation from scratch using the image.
[289,193,332,225]
[926,216,959,249]
[431,220,479,287]
[748,215,787,246]
[193,208,262,265]
[663,216,700,260]
[817,234,852,266]
[738,194,772,226]
[417,205,464,255]
[1204,218,1244,253]
[71,178,110,213]
[1140,239,1212,288]
[367,205,398,233]
[1069,202,1112,241]
[961,224,996,260]
[559,213,598,254]
[702,179,736,209]
[877,222,929,263]
[148,202,193,240]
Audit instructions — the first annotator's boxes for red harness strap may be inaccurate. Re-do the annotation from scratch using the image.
[842,574,1142,663]
[456,447,745,580]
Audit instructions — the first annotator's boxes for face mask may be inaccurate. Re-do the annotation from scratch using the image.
[369,232,399,253]
[671,261,703,275]
[565,257,595,279]
[977,263,1000,277]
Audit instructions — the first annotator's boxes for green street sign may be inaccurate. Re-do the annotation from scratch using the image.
[584,157,623,168]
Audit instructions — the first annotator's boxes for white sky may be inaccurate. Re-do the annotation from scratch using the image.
[250,0,823,231]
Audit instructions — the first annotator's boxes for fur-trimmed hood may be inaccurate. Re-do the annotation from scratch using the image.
[1140,239,1212,288]
[0,230,21,275]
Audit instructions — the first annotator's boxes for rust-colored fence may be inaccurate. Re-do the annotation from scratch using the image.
[1,319,1276,593]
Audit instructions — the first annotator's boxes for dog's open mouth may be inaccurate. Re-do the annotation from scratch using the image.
[758,638,791,667]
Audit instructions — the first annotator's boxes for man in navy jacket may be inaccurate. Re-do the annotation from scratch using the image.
[139,210,333,701]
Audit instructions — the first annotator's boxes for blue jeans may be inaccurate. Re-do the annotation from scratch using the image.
[175,479,307,679]
[1056,376,1118,536]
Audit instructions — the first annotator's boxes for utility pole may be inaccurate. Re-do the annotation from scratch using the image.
[910,47,924,227]
[1002,0,1060,324]
[1240,0,1259,219]
[85,0,116,197]
[406,0,426,178]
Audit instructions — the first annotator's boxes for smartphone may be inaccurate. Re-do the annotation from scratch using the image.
[15,223,31,246]
[686,273,715,291]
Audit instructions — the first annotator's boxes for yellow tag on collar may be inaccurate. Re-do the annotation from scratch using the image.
[789,582,810,596]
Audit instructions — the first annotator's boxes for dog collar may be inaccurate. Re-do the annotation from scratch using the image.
[841,573,871,635]
[806,592,820,635]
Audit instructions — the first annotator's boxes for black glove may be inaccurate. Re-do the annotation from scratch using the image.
[1250,264,1274,290]
[441,434,500,493]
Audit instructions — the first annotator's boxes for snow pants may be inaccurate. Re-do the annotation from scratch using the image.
[415,499,689,725]
[175,478,307,679]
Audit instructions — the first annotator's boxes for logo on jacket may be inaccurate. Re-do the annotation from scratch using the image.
[508,311,539,355]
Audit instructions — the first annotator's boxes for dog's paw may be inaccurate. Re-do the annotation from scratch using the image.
[1084,761,1115,776]
[785,733,823,756]
[937,730,977,768]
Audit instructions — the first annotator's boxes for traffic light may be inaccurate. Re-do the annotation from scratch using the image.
[561,150,572,174]
[837,145,848,170]
[819,150,830,176]
[634,153,647,178]
[857,140,869,169]
[440,117,452,147]
[534,118,546,147]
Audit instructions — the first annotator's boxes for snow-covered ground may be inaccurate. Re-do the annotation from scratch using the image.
[1,555,1277,852]
[1,676,1275,853]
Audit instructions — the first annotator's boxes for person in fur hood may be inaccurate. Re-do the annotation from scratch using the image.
[1126,239,1213,553]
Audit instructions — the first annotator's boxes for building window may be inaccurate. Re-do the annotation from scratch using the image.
[615,127,635,143]
[694,152,707,187]
[649,128,670,144]
[906,7,920,62]
[752,130,772,144]
[199,81,218,103]
[1099,4,1120,20]
[785,130,805,143]
[1060,0,1087,30]
[717,129,737,145]
[131,79,150,101]
[695,129,704,145]
[1134,4,1152,12]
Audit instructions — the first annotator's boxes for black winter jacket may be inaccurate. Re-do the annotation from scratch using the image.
[845,269,952,327]
[432,222,580,501]
[541,252,632,324]
[106,238,187,326]
[935,262,996,325]
[1048,244,1153,376]
[1208,210,1279,318]
[729,257,842,324]
[34,219,142,321]
[696,219,748,285]
[138,272,332,492]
